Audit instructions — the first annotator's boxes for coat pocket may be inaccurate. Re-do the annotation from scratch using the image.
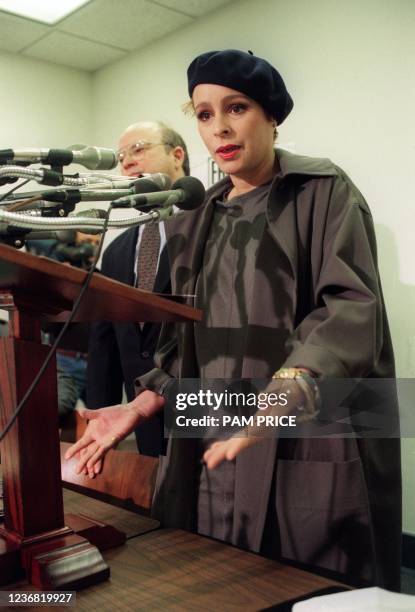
[275,458,372,581]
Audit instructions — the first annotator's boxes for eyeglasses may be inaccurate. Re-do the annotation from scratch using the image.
[117,140,172,163]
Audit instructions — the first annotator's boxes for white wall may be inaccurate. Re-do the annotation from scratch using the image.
[91,0,415,533]
[0,50,92,148]
[0,50,92,322]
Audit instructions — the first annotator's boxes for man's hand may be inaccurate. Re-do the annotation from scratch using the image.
[64,390,165,478]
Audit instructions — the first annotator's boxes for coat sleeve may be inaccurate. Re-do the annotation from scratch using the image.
[283,171,385,378]
[136,322,179,396]
[86,247,124,407]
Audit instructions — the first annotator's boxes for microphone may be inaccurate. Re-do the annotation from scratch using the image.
[98,173,171,191]
[171,176,206,211]
[77,172,171,190]
[36,174,170,205]
[0,145,117,170]
[71,208,109,219]
[115,173,171,193]
[67,208,109,233]
[63,171,171,190]
[0,180,205,236]
[1,173,170,205]
[134,173,171,190]
[35,179,160,205]
[112,176,206,211]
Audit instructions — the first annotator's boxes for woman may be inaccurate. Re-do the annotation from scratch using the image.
[66,50,401,590]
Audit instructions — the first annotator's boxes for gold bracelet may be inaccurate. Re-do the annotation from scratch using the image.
[272,367,310,380]
[272,367,321,420]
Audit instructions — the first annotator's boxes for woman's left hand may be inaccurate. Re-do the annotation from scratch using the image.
[203,375,313,469]
[203,436,260,469]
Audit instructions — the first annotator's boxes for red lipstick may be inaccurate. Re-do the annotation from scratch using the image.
[216,144,241,160]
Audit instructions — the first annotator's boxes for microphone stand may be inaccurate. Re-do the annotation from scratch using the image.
[0,199,176,249]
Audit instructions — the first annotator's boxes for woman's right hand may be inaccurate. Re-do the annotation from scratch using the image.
[64,390,165,478]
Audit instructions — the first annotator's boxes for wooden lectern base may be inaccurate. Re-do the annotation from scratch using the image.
[20,533,109,590]
[0,528,109,590]
[0,245,197,592]
[0,474,125,589]
[0,515,127,589]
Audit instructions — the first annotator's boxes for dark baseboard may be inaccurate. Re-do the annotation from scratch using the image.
[402,533,415,569]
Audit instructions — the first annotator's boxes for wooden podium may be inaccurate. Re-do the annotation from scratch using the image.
[0,243,201,590]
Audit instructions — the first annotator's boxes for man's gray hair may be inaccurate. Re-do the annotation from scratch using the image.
[157,121,190,176]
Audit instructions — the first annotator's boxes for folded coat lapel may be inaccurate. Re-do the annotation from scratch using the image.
[163,182,227,378]
[241,178,299,379]
[165,193,218,297]
[266,178,298,283]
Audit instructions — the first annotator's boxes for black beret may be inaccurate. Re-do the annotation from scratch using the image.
[187,49,293,125]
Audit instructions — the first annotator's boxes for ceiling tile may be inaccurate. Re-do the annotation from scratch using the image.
[58,0,193,52]
[0,11,50,53]
[149,0,234,18]
[22,31,126,71]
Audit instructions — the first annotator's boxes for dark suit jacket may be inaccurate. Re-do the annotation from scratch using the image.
[87,225,169,456]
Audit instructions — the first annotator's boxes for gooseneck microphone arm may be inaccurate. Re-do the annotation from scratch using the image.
[0,207,164,233]
[0,176,206,241]
[0,166,91,187]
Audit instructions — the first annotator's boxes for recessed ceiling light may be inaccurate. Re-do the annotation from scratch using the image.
[0,0,91,25]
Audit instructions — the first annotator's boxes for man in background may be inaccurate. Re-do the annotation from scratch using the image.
[86,121,189,456]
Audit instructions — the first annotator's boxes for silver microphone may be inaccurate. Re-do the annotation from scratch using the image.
[0,145,117,170]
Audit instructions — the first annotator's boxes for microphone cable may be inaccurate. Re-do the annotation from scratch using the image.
[0,179,31,204]
[4,193,43,212]
[0,203,114,443]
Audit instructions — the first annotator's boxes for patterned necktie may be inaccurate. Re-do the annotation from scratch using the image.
[136,223,161,292]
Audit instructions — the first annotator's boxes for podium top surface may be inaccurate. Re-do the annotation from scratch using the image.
[0,243,202,323]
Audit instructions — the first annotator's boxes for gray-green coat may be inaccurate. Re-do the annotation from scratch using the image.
[139,148,401,589]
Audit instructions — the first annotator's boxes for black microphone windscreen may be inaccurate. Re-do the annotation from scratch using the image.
[141,173,171,190]
[132,179,163,195]
[172,177,206,210]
